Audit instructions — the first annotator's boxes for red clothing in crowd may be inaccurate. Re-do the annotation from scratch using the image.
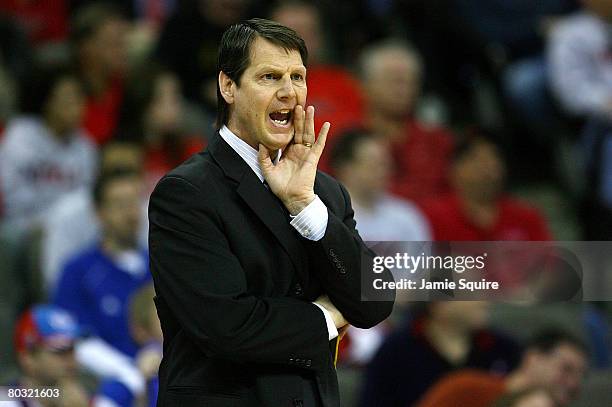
[421,193,553,291]
[0,0,68,44]
[144,136,206,196]
[307,65,365,173]
[416,370,507,407]
[388,120,454,203]
[421,193,551,241]
[82,78,124,145]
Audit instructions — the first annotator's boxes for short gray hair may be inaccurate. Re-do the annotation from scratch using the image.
[358,39,423,81]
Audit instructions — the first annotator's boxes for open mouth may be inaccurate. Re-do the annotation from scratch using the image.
[269,109,292,127]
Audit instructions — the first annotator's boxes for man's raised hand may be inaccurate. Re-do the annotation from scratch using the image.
[258,105,330,215]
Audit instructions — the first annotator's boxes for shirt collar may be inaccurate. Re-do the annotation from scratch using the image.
[219,125,281,183]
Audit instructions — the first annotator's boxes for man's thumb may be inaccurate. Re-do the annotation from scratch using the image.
[257,143,273,170]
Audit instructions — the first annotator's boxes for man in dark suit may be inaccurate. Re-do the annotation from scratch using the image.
[148,18,394,407]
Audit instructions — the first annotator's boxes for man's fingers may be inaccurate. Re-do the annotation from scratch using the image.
[257,143,274,173]
[314,294,330,307]
[305,105,315,144]
[293,105,304,145]
[312,121,330,157]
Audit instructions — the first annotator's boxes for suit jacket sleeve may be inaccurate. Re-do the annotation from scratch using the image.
[309,179,395,329]
[149,175,331,371]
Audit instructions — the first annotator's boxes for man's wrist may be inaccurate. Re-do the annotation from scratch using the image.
[283,194,316,216]
[312,302,339,340]
[289,196,328,241]
[315,301,347,328]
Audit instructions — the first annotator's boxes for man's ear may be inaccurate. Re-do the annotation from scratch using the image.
[219,71,235,104]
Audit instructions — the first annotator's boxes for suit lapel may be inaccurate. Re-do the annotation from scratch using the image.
[208,133,309,285]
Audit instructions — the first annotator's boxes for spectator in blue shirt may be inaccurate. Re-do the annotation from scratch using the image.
[54,168,151,358]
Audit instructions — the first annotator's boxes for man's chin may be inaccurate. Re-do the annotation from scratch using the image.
[264,130,294,150]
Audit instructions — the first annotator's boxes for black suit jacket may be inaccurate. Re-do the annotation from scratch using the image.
[148,133,394,407]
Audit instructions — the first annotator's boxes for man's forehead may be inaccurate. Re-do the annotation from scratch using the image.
[248,37,305,69]
[367,50,418,79]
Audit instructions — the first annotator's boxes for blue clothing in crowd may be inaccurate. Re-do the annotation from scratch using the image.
[358,316,522,407]
[53,245,151,357]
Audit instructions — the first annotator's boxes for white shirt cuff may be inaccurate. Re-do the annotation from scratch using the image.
[289,195,328,241]
[75,337,145,395]
[312,302,339,341]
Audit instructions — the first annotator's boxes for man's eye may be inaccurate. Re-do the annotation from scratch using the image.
[263,73,276,80]
[291,73,304,81]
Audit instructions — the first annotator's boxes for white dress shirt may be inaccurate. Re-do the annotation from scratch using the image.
[219,125,338,340]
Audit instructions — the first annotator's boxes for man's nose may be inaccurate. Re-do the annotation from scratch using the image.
[277,75,296,99]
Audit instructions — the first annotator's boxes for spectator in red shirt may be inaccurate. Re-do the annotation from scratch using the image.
[358,40,455,202]
[71,2,130,145]
[422,134,551,241]
[270,1,366,172]
[0,0,69,46]
[416,328,588,407]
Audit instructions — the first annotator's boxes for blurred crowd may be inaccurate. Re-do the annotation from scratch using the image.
[0,0,611,406]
